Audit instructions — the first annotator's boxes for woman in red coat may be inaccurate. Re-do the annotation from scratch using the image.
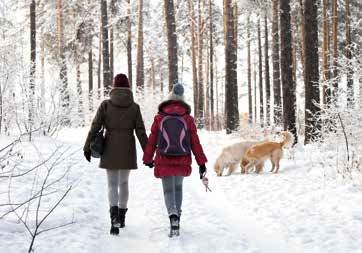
[143,84,208,237]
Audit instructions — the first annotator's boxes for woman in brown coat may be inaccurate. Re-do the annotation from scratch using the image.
[83,73,148,235]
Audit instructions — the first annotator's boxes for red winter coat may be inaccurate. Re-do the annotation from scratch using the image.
[143,100,208,178]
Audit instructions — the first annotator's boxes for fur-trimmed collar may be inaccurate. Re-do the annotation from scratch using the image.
[158,100,191,115]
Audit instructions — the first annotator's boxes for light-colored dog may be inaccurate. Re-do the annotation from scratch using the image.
[240,131,294,174]
[214,141,260,176]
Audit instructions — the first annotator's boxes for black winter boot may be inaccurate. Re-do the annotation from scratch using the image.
[109,206,121,235]
[168,214,180,237]
[118,208,128,228]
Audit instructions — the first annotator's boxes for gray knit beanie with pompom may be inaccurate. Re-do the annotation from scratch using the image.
[168,84,185,101]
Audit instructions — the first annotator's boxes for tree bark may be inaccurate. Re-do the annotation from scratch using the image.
[188,0,198,118]
[101,0,111,94]
[88,48,94,112]
[257,17,264,127]
[253,47,257,124]
[304,0,320,144]
[264,13,270,126]
[127,0,133,88]
[331,0,338,95]
[209,0,215,130]
[136,0,144,92]
[345,0,353,107]
[164,0,178,92]
[29,0,36,140]
[97,23,102,100]
[272,0,281,125]
[298,0,306,80]
[280,0,297,143]
[322,0,331,106]
[247,15,252,123]
[224,0,239,133]
[57,0,69,115]
[109,0,116,80]
[197,0,204,128]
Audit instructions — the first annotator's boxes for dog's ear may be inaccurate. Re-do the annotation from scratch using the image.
[241,159,248,167]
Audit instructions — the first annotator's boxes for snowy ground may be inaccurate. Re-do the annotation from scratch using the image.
[1,128,362,253]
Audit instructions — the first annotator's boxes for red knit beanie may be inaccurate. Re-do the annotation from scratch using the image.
[113,73,130,88]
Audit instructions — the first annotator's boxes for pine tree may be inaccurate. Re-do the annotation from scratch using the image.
[209,0,215,130]
[345,0,353,107]
[264,13,270,126]
[304,0,320,144]
[188,0,198,117]
[280,0,297,143]
[136,0,144,91]
[164,0,178,91]
[127,0,133,88]
[197,0,204,127]
[247,15,252,123]
[322,0,331,106]
[271,0,281,124]
[101,0,111,94]
[257,17,263,127]
[331,0,338,96]
[58,0,70,117]
[29,0,36,140]
[224,0,239,133]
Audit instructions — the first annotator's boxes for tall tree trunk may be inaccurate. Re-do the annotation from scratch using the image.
[280,0,298,143]
[197,0,204,128]
[101,0,111,95]
[331,0,338,96]
[345,0,353,107]
[205,37,210,129]
[97,24,102,100]
[73,9,84,126]
[136,0,144,92]
[224,0,239,133]
[209,0,215,130]
[253,47,257,123]
[58,0,69,118]
[29,0,36,140]
[247,15,252,123]
[304,0,320,144]
[264,13,270,126]
[188,0,198,118]
[127,0,133,88]
[88,48,94,112]
[109,0,115,80]
[40,30,45,128]
[322,0,331,106]
[298,0,306,80]
[292,14,298,85]
[257,17,263,127]
[272,0,281,125]
[164,0,178,91]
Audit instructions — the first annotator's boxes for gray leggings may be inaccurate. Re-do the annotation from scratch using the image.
[106,169,130,208]
[161,176,184,217]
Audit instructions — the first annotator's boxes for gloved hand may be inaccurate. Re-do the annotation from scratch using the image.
[144,161,154,168]
[199,164,207,179]
[84,150,91,162]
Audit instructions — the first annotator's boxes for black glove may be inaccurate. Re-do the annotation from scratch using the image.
[84,150,91,162]
[144,161,154,168]
[199,164,207,179]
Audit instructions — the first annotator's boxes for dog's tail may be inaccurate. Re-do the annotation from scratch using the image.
[280,131,294,148]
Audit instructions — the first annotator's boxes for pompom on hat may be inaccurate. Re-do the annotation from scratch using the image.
[168,84,185,101]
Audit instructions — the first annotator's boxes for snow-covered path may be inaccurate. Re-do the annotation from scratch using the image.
[1,128,362,253]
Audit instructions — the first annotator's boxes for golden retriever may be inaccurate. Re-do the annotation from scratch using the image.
[240,131,294,174]
[214,141,260,176]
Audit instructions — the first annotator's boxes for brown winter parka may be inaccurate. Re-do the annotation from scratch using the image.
[83,88,148,170]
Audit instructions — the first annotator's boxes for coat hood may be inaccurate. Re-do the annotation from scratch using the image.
[158,100,191,116]
[109,88,134,107]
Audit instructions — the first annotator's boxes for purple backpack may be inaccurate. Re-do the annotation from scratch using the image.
[157,114,191,156]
